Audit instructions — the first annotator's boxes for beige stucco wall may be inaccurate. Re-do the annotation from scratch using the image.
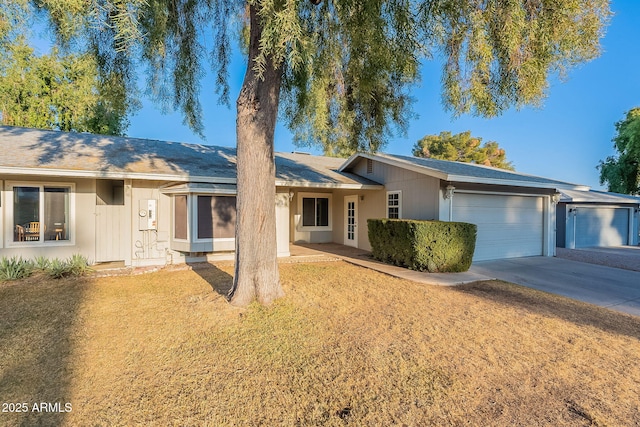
[351,158,440,220]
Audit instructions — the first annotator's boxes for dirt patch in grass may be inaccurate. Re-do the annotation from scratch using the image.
[1,261,639,426]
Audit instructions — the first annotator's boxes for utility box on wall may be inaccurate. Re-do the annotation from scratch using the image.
[138,199,158,230]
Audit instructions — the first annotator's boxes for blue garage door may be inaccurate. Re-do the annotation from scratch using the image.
[575,207,629,248]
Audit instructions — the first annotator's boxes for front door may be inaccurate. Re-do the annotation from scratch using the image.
[344,195,358,247]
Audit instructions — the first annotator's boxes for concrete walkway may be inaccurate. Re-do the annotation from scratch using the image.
[290,243,493,286]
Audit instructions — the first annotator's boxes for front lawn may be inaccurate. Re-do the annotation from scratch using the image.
[1,261,639,426]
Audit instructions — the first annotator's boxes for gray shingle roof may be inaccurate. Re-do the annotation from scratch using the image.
[341,152,588,190]
[560,189,640,204]
[0,126,381,188]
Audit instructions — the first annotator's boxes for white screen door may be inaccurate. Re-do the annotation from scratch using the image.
[344,196,358,247]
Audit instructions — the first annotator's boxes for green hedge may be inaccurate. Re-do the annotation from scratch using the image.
[368,219,477,272]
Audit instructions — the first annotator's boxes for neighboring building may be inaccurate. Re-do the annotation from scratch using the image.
[1,126,636,267]
[556,189,640,249]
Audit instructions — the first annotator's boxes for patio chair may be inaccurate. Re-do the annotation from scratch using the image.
[24,222,43,241]
[14,224,25,241]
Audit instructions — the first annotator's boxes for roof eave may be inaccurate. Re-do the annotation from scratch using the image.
[447,175,590,191]
[0,166,237,184]
[275,179,384,190]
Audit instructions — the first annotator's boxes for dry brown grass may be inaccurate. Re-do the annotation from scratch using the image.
[1,261,639,426]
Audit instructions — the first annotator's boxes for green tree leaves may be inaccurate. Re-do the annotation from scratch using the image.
[598,108,640,195]
[18,0,610,153]
[413,130,514,170]
[0,40,133,135]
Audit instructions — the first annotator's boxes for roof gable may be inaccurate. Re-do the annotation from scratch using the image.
[340,152,589,191]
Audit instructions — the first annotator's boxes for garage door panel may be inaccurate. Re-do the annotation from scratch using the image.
[453,193,544,261]
[575,207,629,248]
[453,207,543,224]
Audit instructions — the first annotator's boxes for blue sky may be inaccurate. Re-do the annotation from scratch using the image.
[127,0,640,190]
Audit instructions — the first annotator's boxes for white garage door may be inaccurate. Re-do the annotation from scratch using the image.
[575,207,629,248]
[452,193,544,261]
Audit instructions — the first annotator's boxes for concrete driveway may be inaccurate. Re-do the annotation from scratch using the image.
[472,257,640,317]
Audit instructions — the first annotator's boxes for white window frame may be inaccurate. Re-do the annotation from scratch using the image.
[387,190,402,219]
[298,192,333,231]
[6,181,76,247]
[172,194,190,242]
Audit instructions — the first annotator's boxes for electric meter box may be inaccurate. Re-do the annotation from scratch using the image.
[138,199,158,230]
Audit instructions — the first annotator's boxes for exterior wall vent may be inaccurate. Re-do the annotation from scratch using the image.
[367,158,373,174]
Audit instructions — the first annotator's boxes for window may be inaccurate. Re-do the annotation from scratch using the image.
[174,195,188,240]
[387,191,401,219]
[299,193,332,230]
[212,196,236,239]
[11,184,71,243]
[197,196,214,239]
[174,194,237,242]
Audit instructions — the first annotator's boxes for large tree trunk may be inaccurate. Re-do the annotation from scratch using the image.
[228,4,284,307]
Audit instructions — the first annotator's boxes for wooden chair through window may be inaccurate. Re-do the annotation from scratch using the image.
[14,224,25,241]
[24,222,43,241]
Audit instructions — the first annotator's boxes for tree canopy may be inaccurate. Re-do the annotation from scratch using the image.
[413,130,514,170]
[10,0,610,150]
[0,40,133,135]
[598,108,640,195]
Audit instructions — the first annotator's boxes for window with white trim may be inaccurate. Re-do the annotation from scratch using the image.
[387,191,401,219]
[8,183,73,244]
[299,193,332,230]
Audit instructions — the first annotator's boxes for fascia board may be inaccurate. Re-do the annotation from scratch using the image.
[339,153,449,180]
[447,175,590,191]
[275,179,384,190]
[337,153,363,171]
[0,166,237,184]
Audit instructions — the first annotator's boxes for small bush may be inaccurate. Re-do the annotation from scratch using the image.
[67,254,92,276]
[33,256,51,271]
[0,256,34,281]
[47,254,92,279]
[0,254,91,281]
[368,219,477,272]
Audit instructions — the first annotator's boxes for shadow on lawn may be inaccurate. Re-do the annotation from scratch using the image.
[187,263,234,299]
[0,276,86,427]
[455,281,640,341]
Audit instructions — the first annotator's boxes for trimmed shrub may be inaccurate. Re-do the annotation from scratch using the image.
[368,219,477,272]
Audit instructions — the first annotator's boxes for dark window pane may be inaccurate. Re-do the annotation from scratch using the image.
[212,196,236,239]
[197,196,213,239]
[14,187,40,242]
[302,198,316,226]
[174,195,188,240]
[44,187,70,241]
[316,198,329,227]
